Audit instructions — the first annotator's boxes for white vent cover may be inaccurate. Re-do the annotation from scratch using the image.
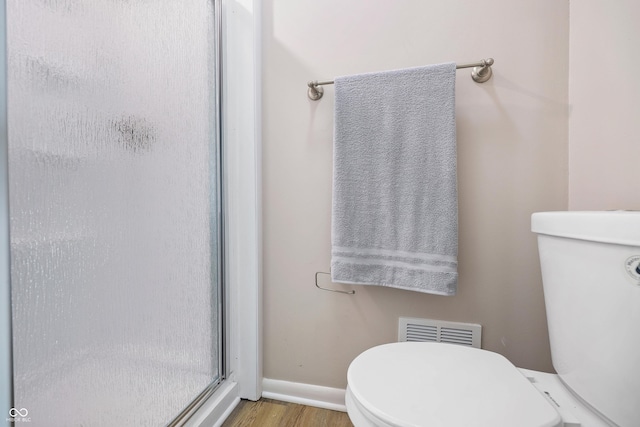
[398,317,482,348]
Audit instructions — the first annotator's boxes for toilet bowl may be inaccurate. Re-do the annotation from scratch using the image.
[345,211,640,427]
[345,342,609,427]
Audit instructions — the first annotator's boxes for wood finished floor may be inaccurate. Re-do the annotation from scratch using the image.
[221,398,354,427]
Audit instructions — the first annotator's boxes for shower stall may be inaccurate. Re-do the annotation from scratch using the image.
[0,0,264,425]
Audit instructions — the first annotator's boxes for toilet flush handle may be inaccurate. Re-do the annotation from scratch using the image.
[625,255,640,284]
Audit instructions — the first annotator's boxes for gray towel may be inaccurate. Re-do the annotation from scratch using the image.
[331,63,458,295]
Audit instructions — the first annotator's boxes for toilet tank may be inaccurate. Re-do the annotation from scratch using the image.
[532,211,640,427]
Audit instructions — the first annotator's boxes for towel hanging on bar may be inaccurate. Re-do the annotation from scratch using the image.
[330,62,459,295]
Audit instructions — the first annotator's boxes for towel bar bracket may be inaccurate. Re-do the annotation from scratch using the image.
[471,58,493,83]
[307,81,324,101]
[315,271,355,295]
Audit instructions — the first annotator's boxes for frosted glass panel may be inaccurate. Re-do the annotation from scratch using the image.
[7,1,220,426]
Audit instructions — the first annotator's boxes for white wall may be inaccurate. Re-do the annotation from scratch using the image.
[262,0,569,389]
[568,0,640,210]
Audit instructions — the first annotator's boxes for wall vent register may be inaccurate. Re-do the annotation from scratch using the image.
[398,317,482,348]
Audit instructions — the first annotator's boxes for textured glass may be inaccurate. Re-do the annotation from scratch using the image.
[7,2,219,426]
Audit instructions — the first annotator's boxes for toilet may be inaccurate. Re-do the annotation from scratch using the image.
[345,211,640,427]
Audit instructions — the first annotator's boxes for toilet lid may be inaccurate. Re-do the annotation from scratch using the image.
[347,342,562,427]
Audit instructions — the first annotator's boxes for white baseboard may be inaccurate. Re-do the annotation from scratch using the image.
[262,378,347,412]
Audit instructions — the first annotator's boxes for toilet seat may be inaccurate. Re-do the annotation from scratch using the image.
[346,342,563,427]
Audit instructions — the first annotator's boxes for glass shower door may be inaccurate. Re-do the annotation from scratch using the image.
[7,1,222,426]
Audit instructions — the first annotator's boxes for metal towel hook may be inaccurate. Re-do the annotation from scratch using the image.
[315,271,355,295]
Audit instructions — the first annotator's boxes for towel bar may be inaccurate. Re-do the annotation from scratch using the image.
[307,58,494,100]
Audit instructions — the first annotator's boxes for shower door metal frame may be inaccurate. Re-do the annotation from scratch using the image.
[0,1,14,426]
